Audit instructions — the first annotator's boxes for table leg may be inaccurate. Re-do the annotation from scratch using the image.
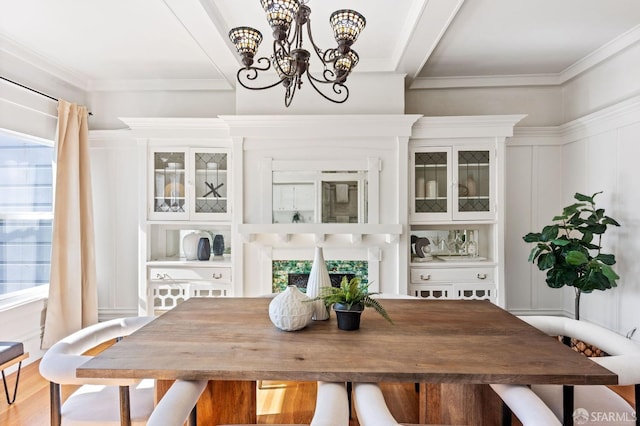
[119,385,131,426]
[196,380,256,425]
[419,383,504,425]
[418,383,441,424]
[563,385,574,426]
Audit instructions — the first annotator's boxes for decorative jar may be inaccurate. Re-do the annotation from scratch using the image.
[269,285,313,331]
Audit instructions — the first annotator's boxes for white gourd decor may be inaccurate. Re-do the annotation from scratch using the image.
[268,285,313,331]
[183,231,208,260]
[306,246,332,320]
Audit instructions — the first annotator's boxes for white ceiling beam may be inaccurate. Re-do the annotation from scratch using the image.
[161,0,239,90]
[395,0,465,86]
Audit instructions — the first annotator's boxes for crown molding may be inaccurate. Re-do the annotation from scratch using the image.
[410,24,640,90]
[559,93,640,142]
[410,74,562,89]
[219,114,423,138]
[411,114,526,139]
[510,94,640,146]
[1,34,91,91]
[561,23,640,83]
[88,78,232,92]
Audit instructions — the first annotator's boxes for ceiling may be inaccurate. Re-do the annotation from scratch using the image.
[2,0,640,93]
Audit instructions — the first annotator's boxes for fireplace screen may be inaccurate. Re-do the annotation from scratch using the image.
[272,260,368,293]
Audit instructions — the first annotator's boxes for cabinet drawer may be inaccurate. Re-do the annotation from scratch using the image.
[149,266,231,283]
[410,267,493,283]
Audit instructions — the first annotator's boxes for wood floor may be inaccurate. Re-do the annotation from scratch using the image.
[0,361,419,426]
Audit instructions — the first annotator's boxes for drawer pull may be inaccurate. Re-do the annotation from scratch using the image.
[420,274,431,281]
[212,273,223,279]
[477,273,487,280]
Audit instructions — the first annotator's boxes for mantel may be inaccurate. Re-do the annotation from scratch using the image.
[237,224,403,244]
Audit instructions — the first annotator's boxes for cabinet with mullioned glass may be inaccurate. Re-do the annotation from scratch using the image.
[410,143,495,222]
[148,147,231,221]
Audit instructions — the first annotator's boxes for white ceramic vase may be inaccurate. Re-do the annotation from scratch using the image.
[183,231,208,260]
[306,246,332,320]
[268,285,313,331]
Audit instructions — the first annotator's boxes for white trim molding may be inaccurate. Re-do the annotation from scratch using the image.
[512,94,640,146]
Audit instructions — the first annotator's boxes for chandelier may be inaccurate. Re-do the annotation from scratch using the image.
[228,0,366,107]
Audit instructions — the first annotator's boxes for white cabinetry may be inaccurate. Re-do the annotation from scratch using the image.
[408,115,525,307]
[149,147,230,221]
[124,118,236,316]
[410,142,495,222]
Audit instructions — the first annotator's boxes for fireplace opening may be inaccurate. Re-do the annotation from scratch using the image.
[287,273,356,290]
[272,260,368,293]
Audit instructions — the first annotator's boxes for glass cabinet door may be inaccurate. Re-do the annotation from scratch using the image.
[151,150,187,219]
[453,146,494,220]
[192,150,229,219]
[412,148,451,221]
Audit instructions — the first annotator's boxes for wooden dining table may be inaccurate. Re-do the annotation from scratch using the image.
[77,297,618,425]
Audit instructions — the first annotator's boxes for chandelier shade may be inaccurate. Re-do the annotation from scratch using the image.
[260,0,300,38]
[229,0,366,107]
[229,27,263,66]
[334,50,359,77]
[330,9,366,46]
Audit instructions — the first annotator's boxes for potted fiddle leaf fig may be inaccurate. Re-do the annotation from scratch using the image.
[311,276,393,330]
[523,191,620,320]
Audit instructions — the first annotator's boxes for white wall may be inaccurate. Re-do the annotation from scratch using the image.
[560,108,640,336]
[89,131,141,319]
[406,86,563,127]
[88,90,236,130]
[235,72,405,115]
[504,142,564,315]
[563,42,640,122]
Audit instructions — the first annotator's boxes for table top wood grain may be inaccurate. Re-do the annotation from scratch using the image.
[77,297,617,386]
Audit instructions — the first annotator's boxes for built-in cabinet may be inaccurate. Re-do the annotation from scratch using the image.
[408,116,524,306]
[124,115,522,314]
[125,118,237,316]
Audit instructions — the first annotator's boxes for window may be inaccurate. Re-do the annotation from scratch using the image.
[0,130,54,297]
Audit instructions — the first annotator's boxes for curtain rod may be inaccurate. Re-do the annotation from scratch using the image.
[1,76,93,116]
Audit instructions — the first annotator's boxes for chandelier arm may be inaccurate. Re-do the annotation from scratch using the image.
[304,68,343,85]
[284,78,297,108]
[321,48,339,65]
[236,67,288,91]
[303,13,331,66]
[305,71,349,104]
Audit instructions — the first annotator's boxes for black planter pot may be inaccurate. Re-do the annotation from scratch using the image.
[333,302,364,331]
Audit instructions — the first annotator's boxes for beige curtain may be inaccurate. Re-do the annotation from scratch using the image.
[42,100,98,349]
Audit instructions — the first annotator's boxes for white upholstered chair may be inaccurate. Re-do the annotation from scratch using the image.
[489,383,562,426]
[39,316,155,426]
[494,315,640,426]
[352,382,403,426]
[146,379,208,426]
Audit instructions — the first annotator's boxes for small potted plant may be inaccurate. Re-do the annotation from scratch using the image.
[310,276,393,330]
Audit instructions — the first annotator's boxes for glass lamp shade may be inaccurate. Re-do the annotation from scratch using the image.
[272,50,294,79]
[229,26,263,56]
[330,9,366,45]
[334,50,359,76]
[261,0,300,33]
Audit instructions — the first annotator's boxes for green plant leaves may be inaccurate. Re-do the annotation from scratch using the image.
[522,191,621,318]
[566,251,588,266]
[309,276,393,324]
